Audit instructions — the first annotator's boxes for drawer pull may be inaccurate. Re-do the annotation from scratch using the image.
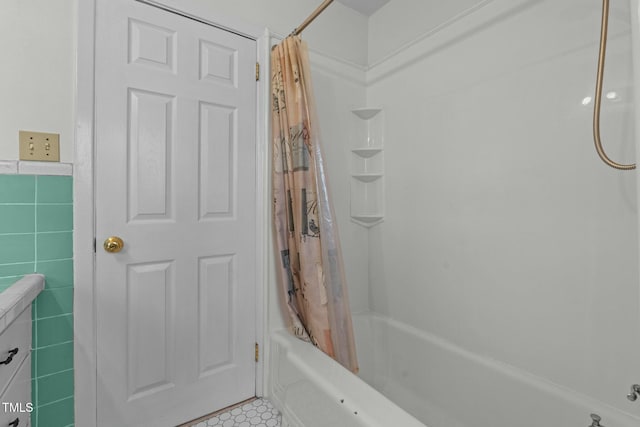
[0,348,18,365]
[8,418,19,426]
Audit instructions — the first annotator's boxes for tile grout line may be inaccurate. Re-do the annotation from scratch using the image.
[0,258,73,267]
[34,367,74,380]
[0,261,36,267]
[0,202,71,206]
[34,311,74,321]
[33,175,39,427]
[36,310,75,322]
[34,175,38,334]
[35,394,73,409]
[33,338,74,351]
[34,175,39,272]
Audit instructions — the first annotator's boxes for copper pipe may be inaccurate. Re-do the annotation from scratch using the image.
[593,0,635,170]
[291,0,334,36]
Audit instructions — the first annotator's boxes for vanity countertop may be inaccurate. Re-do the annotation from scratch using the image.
[0,274,44,335]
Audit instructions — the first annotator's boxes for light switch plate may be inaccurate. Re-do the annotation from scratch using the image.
[19,131,60,162]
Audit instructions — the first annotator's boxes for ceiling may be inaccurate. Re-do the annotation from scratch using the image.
[336,0,390,16]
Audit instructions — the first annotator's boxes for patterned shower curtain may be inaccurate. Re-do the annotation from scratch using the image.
[271,36,358,373]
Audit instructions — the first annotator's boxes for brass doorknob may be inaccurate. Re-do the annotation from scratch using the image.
[103,236,124,253]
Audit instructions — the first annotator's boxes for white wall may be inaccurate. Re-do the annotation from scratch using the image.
[367,0,640,417]
[367,0,485,65]
[0,0,77,162]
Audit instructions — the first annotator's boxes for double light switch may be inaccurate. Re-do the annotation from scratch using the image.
[19,131,60,162]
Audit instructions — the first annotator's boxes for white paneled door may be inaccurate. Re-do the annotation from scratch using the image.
[94,0,257,425]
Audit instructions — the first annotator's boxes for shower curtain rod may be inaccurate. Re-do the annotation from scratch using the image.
[291,0,335,36]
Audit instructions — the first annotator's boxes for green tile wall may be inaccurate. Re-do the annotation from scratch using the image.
[0,174,74,427]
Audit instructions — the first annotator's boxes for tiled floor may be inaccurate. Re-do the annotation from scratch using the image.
[191,398,281,427]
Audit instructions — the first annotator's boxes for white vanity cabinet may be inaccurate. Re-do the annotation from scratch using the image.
[0,275,45,427]
[0,308,32,427]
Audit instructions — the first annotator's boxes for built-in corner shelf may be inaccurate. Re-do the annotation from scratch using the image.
[350,107,384,228]
[351,148,383,158]
[352,173,383,183]
[351,215,384,224]
[351,108,382,120]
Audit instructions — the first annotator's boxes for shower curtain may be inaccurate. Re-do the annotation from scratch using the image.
[271,36,358,373]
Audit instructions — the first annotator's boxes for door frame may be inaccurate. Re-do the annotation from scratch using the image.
[74,1,271,425]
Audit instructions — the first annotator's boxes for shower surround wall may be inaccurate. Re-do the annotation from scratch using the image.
[0,173,74,427]
[365,0,640,423]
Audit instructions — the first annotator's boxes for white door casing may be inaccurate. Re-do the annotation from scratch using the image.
[95,0,257,425]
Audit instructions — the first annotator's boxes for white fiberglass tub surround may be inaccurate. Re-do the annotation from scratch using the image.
[269,0,640,426]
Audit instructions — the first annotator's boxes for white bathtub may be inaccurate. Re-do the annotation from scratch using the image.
[269,326,423,427]
[270,312,640,427]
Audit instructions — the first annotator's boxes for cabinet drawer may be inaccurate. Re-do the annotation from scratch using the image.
[0,354,31,427]
[0,308,31,397]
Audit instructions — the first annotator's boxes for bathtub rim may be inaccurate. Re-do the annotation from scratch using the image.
[356,311,640,426]
[269,327,426,427]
